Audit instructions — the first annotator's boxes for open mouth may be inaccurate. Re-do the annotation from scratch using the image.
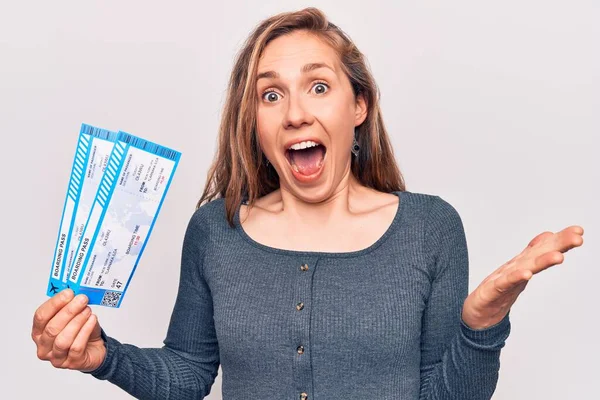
[284,142,327,177]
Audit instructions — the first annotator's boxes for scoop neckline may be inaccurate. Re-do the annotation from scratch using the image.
[233,190,405,258]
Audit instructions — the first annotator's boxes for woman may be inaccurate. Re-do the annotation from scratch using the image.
[32,7,584,400]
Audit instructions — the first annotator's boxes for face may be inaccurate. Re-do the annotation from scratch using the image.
[255,30,367,200]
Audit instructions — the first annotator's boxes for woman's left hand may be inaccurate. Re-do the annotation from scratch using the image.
[461,225,584,330]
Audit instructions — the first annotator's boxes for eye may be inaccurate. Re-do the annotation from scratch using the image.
[311,81,329,95]
[262,90,281,103]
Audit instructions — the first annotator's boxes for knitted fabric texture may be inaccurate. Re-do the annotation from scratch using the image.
[86,190,511,400]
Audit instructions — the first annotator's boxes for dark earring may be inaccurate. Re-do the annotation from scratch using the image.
[351,129,360,156]
[265,158,270,167]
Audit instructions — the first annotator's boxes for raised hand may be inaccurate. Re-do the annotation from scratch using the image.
[32,289,106,371]
[461,225,584,330]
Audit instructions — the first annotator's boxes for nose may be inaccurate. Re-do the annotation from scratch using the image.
[282,92,313,130]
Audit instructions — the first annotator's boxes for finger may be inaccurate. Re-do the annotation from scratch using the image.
[33,289,75,339]
[39,294,89,351]
[485,226,582,288]
[527,231,554,248]
[486,268,532,302]
[532,250,564,274]
[51,306,92,365]
[564,225,584,235]
[68,314,99,369]
[483,252,527,285]
[531,226,583,254]
[495,237,543,279]
[556,230,584,253]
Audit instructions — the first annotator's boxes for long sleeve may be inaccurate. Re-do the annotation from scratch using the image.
[419,196,511,400]
[83,209,220,400]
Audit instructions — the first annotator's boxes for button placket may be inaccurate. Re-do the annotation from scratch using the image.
[291,258,318,400]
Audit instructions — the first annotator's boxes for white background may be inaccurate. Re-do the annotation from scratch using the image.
[1,1,597,399]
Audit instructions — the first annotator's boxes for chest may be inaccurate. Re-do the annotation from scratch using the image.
[244,225,381,253]
[204,250,432,372]
[239,209,398,254]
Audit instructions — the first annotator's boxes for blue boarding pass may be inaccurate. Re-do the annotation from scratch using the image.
[47,123,118,297]
[66,130,181,307]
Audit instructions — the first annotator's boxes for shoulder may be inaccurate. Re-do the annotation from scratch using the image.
[185,197,230,238]
[401,192,468,278]
[179,198,231,263]
[426,195,464,235]
[399,190,458,215]
[191,197,227,221]
[418,193,463,230]
[396,190,462,227]
[398,190,465,246]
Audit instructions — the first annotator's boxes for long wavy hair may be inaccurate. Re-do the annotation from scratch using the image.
[197,7,406,227]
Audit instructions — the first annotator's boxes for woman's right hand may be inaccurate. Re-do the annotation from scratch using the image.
[32,289,106,372]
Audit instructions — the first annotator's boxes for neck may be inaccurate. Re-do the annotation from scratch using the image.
[277,170,371,225]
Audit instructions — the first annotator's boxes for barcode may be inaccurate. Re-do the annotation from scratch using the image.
[100,291,122,307]
[80,123,117,141]
[119,132,179,161]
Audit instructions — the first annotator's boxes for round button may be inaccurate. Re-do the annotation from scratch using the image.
[296,302,304,311]
[297,345,304,354]
[300,264,309,271]
[300,393,308,400]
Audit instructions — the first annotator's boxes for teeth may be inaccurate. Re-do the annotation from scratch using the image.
[289,140,320,151]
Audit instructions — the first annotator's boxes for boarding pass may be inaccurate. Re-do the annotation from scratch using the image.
[48,124,181,307]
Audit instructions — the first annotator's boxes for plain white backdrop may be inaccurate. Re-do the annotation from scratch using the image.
[1,1,597,398]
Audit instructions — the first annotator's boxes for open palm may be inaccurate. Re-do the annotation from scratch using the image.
[462,225,584,330]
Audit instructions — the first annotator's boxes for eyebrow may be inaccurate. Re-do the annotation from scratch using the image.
[256,62,335,82]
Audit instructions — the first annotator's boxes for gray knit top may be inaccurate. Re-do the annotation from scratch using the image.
[87,190,511,399]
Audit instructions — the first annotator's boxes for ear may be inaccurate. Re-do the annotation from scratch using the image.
[354,93,368,127]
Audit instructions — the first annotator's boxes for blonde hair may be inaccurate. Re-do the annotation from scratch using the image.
[197,7,406,227]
